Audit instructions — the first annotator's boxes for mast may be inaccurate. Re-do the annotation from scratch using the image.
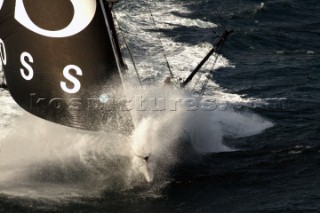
[0,0,133,133]
[181,29,233,88]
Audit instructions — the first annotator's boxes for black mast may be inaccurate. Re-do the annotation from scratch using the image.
[181,29,233,88]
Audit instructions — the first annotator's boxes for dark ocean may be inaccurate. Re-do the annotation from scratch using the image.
[1,0,320,212]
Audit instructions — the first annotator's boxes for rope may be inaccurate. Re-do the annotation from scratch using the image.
[199,53,220,98]
[210,0,227,30]
[145,0,174,78]
[191,46,213,91]
[195,0,230,97]
[113,11,143,86]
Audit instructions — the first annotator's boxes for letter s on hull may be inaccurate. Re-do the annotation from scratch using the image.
[14,0,97,38]
[60,65,83,94]
[20,52,34,81]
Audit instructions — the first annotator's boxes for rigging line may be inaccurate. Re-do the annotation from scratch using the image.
[199,53,220,98]
[191,72,202,91]
[145,0,174,78]
[198,30,227,98]
[192,3,226,91]
[181,28,233,88]
[196,0,230,97]
[191,27,220,91]
[112,11,143,86]
[210,0,227,30]
[192,47,214,91]
[199,28,228,98]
